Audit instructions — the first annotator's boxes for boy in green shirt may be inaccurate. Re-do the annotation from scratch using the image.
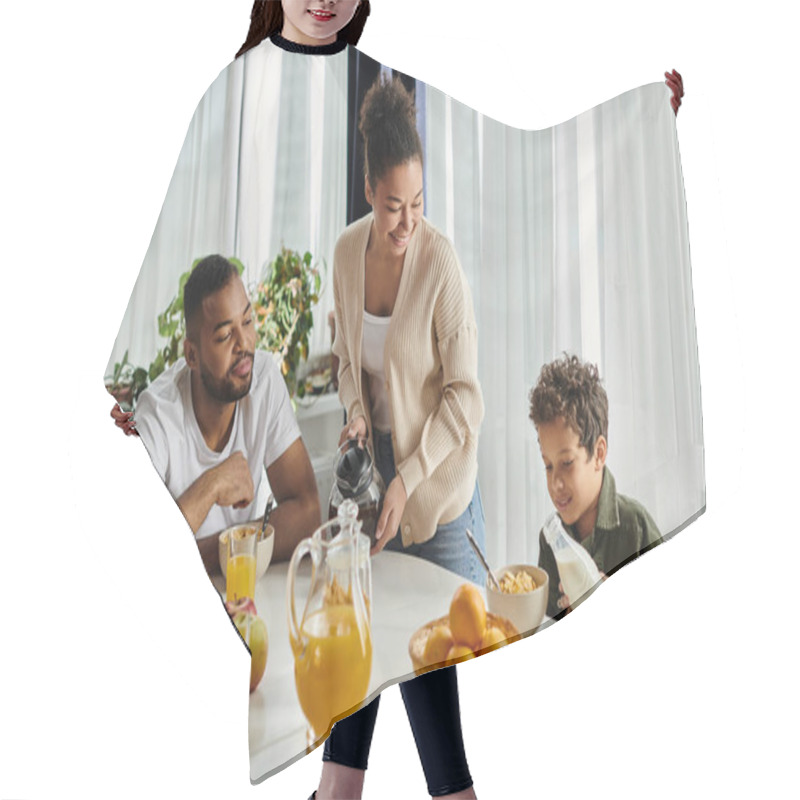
[529,355,662,619]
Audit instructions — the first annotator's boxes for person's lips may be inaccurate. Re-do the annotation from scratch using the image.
[554,496,571,512]
[390,229,412,248]
[231,355,253,378]
[308,9,335,22]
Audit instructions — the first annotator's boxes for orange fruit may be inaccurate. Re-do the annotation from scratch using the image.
[448,584,487,649]
[446,644,475,663]
[423,624,455,666]
[480,626,506,651]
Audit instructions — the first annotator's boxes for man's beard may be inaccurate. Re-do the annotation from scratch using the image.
[199,353,254,403]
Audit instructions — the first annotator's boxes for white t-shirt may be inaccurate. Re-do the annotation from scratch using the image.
[134,350,301,540]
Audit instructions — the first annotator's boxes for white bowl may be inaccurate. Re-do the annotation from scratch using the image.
[486,564,549,635]
[218,521,274,584]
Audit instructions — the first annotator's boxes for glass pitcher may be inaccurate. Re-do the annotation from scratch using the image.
[328,436,385,547]
[287,499,373,745]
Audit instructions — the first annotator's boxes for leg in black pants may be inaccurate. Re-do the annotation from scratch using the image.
[323,665,473,797]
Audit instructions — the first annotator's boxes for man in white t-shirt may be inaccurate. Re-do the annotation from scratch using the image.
[133,255,320,569]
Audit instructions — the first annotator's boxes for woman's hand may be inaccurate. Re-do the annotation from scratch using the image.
[665,69,684,115]
[110,403,138,437]
[371,475,407,556]
[338,415,367,446]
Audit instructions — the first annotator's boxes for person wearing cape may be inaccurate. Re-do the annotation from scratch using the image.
[106,1,690,795]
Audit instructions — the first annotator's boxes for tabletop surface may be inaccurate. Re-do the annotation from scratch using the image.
[212,549,485,782]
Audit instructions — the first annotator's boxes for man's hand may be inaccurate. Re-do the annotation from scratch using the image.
[211,451,254,509]
[371,475,407,556]
[665,69,684,115]
[266,438,322,562]
[177,451,253,534]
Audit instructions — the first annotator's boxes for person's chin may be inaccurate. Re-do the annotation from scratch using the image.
[234,374,253,400]
[552,497,572,519]
[223,372,252,402]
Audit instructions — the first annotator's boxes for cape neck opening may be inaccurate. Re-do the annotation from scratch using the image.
[270,32,348,55]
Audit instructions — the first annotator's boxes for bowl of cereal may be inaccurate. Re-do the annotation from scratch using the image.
[486,565,549,635]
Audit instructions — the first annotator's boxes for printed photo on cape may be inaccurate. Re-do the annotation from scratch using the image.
[105,40,704,782]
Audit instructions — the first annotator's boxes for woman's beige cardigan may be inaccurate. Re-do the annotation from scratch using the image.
[332,213,484,546]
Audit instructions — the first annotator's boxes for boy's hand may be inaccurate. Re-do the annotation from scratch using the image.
[556,572,608,613]
[557,582,572,613]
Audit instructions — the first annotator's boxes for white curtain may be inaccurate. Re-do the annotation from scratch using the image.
[106,47,347,378]
[236,44,347,358]
[108,62,244,371]
[424,82,704,569]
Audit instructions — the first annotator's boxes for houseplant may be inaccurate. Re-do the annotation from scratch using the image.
[252,248,321,399]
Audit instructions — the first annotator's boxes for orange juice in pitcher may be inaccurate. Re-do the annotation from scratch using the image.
[287,500,373,744]
[292,604,372,739]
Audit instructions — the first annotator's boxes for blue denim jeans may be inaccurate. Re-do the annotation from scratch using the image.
[374,430,487,583]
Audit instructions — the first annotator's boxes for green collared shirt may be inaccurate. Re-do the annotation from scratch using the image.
[537,467,662,618]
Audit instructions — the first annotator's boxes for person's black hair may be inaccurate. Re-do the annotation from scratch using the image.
[359,74,423,190]
[529,354,609,457]
[184,255,240,339]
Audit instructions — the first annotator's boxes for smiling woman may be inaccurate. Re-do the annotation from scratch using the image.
[323,74,484,800]
[102,1,699,795]
[281,0,361,46]
[236,0,371,57]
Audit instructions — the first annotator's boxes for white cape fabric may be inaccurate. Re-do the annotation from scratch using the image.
[105,39,704,783]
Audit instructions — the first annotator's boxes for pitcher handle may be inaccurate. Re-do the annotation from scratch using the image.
[286,535,320,649]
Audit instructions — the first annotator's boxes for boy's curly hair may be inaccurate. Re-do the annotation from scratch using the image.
[529,354,608,457]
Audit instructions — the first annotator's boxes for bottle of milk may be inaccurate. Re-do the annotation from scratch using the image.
[542,514,603,605]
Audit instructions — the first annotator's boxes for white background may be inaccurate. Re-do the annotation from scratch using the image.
[1,2,797,798]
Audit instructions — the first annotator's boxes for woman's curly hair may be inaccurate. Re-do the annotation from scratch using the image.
[236,1,371,59]
[529,354,609,456]
[359,74,423,190]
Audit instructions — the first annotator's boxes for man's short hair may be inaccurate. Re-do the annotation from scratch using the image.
[529,354,609,456]
[184,255,240,340]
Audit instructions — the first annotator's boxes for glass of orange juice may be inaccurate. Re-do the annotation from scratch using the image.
[226,526,257,604]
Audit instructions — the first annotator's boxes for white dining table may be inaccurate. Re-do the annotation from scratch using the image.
[211,550,490,782]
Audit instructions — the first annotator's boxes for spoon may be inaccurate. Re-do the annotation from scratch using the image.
[259,494,275,541]
[465,529,501,591]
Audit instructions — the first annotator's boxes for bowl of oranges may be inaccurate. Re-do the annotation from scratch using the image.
[409,584,520,675]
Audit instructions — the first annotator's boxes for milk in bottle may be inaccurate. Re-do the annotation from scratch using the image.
[542,513,603,604]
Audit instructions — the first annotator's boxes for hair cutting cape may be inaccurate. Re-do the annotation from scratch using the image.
[105,38,704,783]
